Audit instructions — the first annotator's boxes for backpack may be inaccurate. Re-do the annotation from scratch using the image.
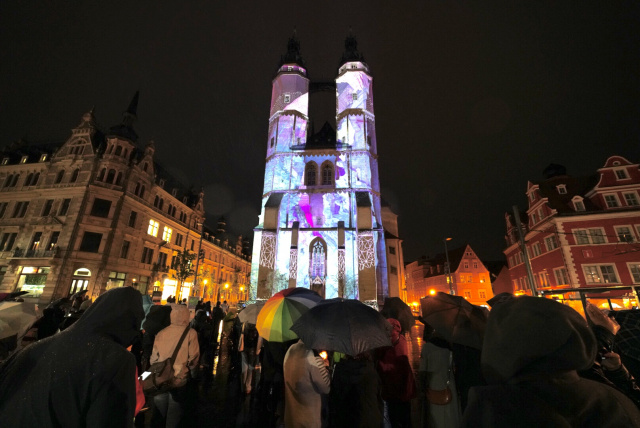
[141,326,190,396]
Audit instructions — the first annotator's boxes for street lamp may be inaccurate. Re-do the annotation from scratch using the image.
[192,220,205,298]
[443,237,454,295]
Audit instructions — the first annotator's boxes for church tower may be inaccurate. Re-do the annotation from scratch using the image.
[250,34,388,303]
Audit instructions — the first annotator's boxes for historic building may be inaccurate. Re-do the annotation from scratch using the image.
[405,245,494,307]
[250,35,401,303]
[0,94,250,305]
[504,157,640,310]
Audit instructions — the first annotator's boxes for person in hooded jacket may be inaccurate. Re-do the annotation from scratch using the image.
[150,303,199,428]
[0,287,145,428]
[460,296,640,428]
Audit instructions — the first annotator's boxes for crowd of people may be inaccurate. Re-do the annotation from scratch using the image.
[0,286,639,428]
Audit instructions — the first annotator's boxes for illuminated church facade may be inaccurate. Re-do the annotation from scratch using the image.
[250,36,392,303]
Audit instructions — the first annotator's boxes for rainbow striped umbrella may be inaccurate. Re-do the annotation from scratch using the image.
[256,287,323,342]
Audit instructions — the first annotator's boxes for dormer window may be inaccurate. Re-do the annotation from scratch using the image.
[529,191,535,202]
[287,66,293,71]
[20,156,28,164]
[284,94,291,104]
[172,189,178,197]
[572,196,585,212]
[39,154,47,162]
[2,158,9,165]
[159,179,165,188]
[615,169,629,180]
[557,184,567,194]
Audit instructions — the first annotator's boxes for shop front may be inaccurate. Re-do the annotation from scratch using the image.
[160,278,192,302]
[17,266,51,298]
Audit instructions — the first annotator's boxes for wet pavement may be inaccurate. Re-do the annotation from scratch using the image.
[142,314,426,427]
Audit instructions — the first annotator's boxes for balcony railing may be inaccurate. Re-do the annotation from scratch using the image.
[12,248,58,258]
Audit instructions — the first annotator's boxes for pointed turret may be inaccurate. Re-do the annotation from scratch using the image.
[339,31,366,67]
[108,91,139,142]
[279,30,305,69]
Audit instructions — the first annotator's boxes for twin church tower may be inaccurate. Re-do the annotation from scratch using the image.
[250,34,392,304]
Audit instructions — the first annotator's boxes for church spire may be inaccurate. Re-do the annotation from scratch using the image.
[339,30,366,67]
[108,91,139,142]
[279,30,305,68]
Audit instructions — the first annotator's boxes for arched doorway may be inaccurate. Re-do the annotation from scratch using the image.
[69,268,91,295]
[309,238,326,298]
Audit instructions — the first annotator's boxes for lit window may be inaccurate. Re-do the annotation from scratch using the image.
[148,219,159,237]
[604,194,620,208]
[615,226,634,242]
[624,193,639,206]
[39,154,47,162]
[21,156,27,164]
[479,290,486,299]
[629,263,640,283]
[162,227,172,242]
[310,240,326,279]
[583,264,619,284]
[463,290,471,299]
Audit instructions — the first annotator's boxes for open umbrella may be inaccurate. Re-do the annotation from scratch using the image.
[420,292,487,349]
[0,291,30,302]
[256,287,322,342]
[291,298,392,356]
[142,305,172,335]
[0,301,38,340]
[238,301,266,324]
[380,297,415,333]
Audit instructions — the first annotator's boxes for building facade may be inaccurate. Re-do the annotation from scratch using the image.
[504,157,640,309]
[405,244,493,307]
[250,36,395,303]
[0,95,250,305]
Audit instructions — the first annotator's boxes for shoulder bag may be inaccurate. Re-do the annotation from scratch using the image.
[426,351,453,405]
[142,326,190,396]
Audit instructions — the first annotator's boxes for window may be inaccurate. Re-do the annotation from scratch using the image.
[270,137,275,148]
[615,169,629,180]
[624,193,639,206]
[389,246,396,255]
[574,200,585,211]
[55,170,65,184]
[532,243,542,257]
[106,169,116,183]
[352,93,358,101]
[628,263,640,283]
[141,247,154,264]
[120,240,130,259]
[108,271,126,288]
[321,163,333,185]
[0,233,17,251]
[47,232,59,251]
[557,184,567,194]
[545,235,558,251]
[41,199,54,217]
[79,232,102,252]
[473,261,478,269]
[464,262,469,269]
[390,266,397,275]
[11,201,29,218]
[0,202,7,218]
[478,290,487,299]
[284,94,290,103]
[128,211,137,227]
[538,272,549,287]
[553,267,570,286]
[310,239,326,278]
[574,229,590,245]
[604,194,620,208]
[8,174,19,187]
[615,226,634,242]
[97,168,106,182]
[29,232,42,251]
[583,265,619,284]
[589,228,606,244]
[162,227,172,242]
[463,290,472,299]
[90,198,112,218]
[70,168,80,183]
[58,199,71,216]
[39,154,47,162]
[529,191,535,202]
[305,162,317,186]
[114,146,122,156]
[148,220,159,237]
[175,233,183,247]
[158,252,168,268]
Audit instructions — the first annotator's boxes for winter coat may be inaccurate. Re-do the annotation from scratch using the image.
[150,304,199,388]
[329,357,383,428]
[283,340,331,428]
[376,318,416,402]
[0,287,145,428]
[461,296,640,428]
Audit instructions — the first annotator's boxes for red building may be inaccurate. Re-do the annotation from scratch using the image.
[504,157,640,311]
[405,244,493,308]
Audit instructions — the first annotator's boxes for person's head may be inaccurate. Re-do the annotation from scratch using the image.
[182,298,187,303]
[216,301,221,307]
[169,303,190,326]
[223,300,227,304]
[482,296,596,384]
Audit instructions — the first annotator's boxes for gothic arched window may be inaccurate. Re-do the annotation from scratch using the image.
[115,172,123,186]
[309,238,327,279]
[321,162,334,185]
[114,146,122,156]
[55,170,65,184]
[97,168,106,182]
[70,168,80,183]
[25,173,34,186]
[305,162,317,186]
[106,169,116,184]
[32,173,40,186]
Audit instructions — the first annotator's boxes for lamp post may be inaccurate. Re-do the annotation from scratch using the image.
[443,237,455,295]
[192,220,205,298]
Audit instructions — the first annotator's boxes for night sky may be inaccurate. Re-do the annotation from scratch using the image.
[1,1,639,263]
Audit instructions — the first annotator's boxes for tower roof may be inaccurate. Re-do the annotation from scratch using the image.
[339,32,366,67]
[108,91,139,142]
[279,32,305,68]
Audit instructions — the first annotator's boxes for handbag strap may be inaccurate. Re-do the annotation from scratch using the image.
[170,326,191,362]
[446,351,452,386]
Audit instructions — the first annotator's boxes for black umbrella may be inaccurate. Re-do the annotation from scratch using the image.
[420,292,488,349]
[290,298,391,356]
[380,297,415,333]
[142,305,172,335]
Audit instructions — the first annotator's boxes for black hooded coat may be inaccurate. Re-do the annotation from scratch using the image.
[0,287,145,428]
